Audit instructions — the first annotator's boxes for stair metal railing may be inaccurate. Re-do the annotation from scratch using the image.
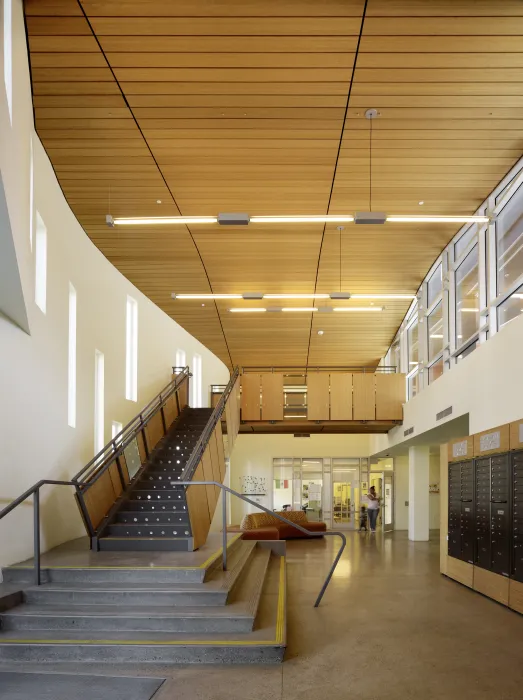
[0,368,192,585]
[181,366,240,482]
[0,480,80,586]
[72,366,191,537]
[177,480,346,608]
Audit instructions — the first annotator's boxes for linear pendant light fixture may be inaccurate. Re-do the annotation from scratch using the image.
[109,213,488,226]
[227,306,384,313]
[172,292,414,301]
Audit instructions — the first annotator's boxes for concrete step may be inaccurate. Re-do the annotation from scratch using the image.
[114,511,189,525]
[0,551,286,664]
[2,536,246,586]
[98,536,192,552]
[0,549,271,635]
[105,524,191,538]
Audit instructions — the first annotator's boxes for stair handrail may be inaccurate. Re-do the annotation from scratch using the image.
[0,479,82,587]
[177,480,346,608]
[72,366,191,486]
[181,366,240,483]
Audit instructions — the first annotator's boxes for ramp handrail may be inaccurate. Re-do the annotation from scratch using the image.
[176,480,346,608]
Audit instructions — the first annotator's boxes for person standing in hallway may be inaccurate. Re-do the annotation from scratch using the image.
[366,486,380,532]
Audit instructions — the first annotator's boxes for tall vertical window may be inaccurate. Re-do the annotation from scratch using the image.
[94,350,105,455]
[390,338,400,371]
[496,183,523,295]
[111,421,123,446]
[456,245,479,345]
[427,302,443,362]
[67,283,77,428]
[407,320,419,371]
[175,349,186,370]
[3,0,12,124]
[29,138,34,250]
[35,212,47,313]
[191,354,202,408]
[427,263,442,307]
[125,295,138,401]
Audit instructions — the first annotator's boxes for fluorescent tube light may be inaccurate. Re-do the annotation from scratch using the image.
[114,217,217,225]
[386,216,489,224]
[173,294,241,300]
[351,294,415,300]
[281,307,318,312]
[250,216,354,224]
[265,294,329,299]
[332,307,384,312]
[229,308,267,313]
[430,334,444,339]
[460,308,479,312]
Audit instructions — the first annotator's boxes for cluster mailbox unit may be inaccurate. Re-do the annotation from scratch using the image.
[444,420,523,613]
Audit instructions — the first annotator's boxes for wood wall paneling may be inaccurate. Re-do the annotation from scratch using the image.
[352,373,376,420]
[375,373,404,420]
[241,374,261,421]
[145,411,165,452]
[446,556,474,589]
[307,372,330,421]
[473,567,510,605]
[214,420,226,481]
[261,373,284,421]
[473,424,510,457]
[186,461,211,550]
[329,372,353,420]
[200,445,218,514]
[208,428,223,503]
[510,420,523,450]
[447,436,474,463]
[83,472,117,530]
[509,579,523,614]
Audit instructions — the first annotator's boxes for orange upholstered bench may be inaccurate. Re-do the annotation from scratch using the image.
[240,510,327,540]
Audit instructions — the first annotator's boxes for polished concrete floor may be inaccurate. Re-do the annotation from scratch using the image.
[2,531,523,699]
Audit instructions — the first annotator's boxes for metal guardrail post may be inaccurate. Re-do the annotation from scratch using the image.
[33,488,40,586]
[177,480,346,607]
[222,492,227,572]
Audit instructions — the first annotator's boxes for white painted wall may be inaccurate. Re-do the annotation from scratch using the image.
[0,0,229,568]
[371,310,523,456]
[394,456,409,531]
[229,433,373,523]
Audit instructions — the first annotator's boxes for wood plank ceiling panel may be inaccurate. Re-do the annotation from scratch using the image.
[24,0,523,370]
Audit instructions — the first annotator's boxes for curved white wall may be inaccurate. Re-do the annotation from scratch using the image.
[0,0,229,567]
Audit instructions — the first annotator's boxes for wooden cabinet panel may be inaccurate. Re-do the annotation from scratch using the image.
[447,435,474,463]
[473,424,510,457]
[509,579,523,614]
[352,373,375,420]
[375,373,404,420]
[307,373,329,421]
[241,373,261,420]
[329,373,352,420]
[473,567,509,605]
[261,373,284,420]
[510,419,523,450]
[446,556,473,588]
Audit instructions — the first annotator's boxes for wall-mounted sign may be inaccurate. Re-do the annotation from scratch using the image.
[479,431,500,452]
[452,440,468,458]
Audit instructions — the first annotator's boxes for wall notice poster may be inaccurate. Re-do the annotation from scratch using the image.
[274,479,289,489]
[240,475,267,495]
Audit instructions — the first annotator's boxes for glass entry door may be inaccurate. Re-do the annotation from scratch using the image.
[383,473,394,532]
[332,459,360,530]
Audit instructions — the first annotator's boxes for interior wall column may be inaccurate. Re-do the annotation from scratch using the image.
[408,445,430,541]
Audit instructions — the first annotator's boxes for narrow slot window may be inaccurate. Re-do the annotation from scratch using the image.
[35,212,47,313]
[125,295,138,401]
[4,0,12,124]
[191,354,202,408]
[94,350,105,455]
[67,283,77,428]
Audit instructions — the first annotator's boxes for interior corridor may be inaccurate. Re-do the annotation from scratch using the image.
[2,532,521,700]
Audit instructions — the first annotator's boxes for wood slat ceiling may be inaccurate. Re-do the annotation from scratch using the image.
[25,0,523,369]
